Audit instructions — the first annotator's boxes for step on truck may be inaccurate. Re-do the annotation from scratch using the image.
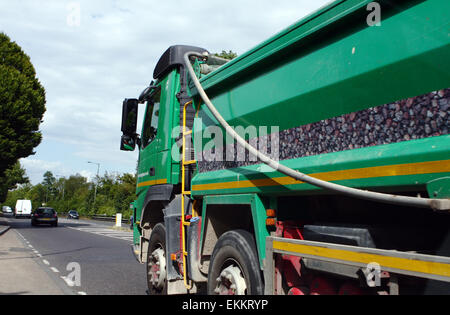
[120,0,450,295]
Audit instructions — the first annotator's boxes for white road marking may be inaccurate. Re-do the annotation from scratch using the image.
[12,228,85,294]
[68,226,133,243]
[61,276,75,287]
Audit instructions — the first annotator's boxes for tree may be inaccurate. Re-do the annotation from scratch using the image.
[5,170,136,219]
[0,161,29,202]
[42,171,56,187]
[0,33,46,178]
[214,50,238,60]
[42,171,56,202]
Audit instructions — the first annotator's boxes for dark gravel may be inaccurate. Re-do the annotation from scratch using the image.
[198,88,450,173]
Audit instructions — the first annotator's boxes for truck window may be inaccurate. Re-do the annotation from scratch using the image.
[141,89,161,148]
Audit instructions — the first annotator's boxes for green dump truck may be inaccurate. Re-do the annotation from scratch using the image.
[121,0,450,295]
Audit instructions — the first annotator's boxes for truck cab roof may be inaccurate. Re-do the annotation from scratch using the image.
[153,45,208,80]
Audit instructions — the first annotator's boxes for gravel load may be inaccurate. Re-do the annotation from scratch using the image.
[198,88,449,173]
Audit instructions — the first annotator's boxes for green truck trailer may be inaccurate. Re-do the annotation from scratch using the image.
[120,0,450,295]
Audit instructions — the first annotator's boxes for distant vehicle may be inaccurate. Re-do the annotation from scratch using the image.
[31,207,58,227]
[15,200,32,218]
[2,206,13,216]
[67,210,79,220]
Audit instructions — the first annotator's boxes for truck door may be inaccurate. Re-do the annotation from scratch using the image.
[137,87,162,194]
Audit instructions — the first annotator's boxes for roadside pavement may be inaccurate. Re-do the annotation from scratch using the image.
[0,217,66,295]
[0,216,11,236]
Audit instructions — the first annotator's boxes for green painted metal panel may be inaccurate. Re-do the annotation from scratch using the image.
[189,0,450,199]
[200,194,270,268]
[192,135,450,196]
[427,177,450,199]
[134,70,181,241]
[193,0,450,135]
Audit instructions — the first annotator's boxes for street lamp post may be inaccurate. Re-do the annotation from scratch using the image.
[87,161,100,204]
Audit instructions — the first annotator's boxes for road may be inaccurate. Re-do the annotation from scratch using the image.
[0,216,147,295]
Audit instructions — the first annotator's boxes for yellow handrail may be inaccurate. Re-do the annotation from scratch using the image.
[181,100,197,291]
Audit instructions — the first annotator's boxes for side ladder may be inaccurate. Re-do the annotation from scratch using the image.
[181,101,198,291]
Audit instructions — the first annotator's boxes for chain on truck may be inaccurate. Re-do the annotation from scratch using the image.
[120,0,450,295]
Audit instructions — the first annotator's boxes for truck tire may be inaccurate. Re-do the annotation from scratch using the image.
[207,230,264,295]
[146,223,167,295]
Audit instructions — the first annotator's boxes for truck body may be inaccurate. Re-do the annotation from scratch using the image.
[121,0,450,295]
[15,200,32,218]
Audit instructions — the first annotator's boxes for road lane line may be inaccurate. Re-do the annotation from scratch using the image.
[9,229,79,295]
[67,226,133,243]
[61,276,75,287]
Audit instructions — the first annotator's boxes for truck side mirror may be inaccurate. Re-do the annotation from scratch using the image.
[121,98,139,151]
[121,98,139,135]
[120,134,137,151]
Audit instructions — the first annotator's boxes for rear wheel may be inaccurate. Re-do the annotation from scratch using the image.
[146,223,167,295]
[207,230,264,295]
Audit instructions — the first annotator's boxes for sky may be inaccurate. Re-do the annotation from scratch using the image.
[0,0,330,185]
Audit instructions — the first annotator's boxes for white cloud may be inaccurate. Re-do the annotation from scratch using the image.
[20,159,70,183]
[79,170,95,183]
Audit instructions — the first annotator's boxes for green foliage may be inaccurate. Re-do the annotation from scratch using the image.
[42,170,57,200]
[0,32,46,179]
[214,50,238,60]
[4,171,137,220]
[0,161,29,202]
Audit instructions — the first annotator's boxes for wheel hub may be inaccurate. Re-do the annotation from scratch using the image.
[149,248,166,290]
[214,265,247,295]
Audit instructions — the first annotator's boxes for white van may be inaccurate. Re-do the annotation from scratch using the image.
[15,200,32,218]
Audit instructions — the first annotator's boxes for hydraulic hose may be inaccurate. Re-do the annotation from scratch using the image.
[184,52,450,211]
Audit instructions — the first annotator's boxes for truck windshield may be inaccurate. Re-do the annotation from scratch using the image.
[141,88,161,148]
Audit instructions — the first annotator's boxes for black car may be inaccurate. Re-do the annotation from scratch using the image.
[31,207,58,227]
[67,210,79,220]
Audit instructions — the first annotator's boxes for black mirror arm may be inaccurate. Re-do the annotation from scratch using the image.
[136,134,142,147]
[138,85,158,103]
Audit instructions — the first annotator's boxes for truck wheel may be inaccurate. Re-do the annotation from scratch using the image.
[146,223,167,295]
[207,230,264,295]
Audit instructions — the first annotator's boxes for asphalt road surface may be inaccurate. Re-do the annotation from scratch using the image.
[1,216,147,295]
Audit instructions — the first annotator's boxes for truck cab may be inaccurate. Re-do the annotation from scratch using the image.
[121,45,207,186]
[121,45,210,294]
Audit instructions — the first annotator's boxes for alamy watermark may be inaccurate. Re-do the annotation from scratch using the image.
[63,262,81,287]
[367,2,382,27]
[170,120,280,165]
